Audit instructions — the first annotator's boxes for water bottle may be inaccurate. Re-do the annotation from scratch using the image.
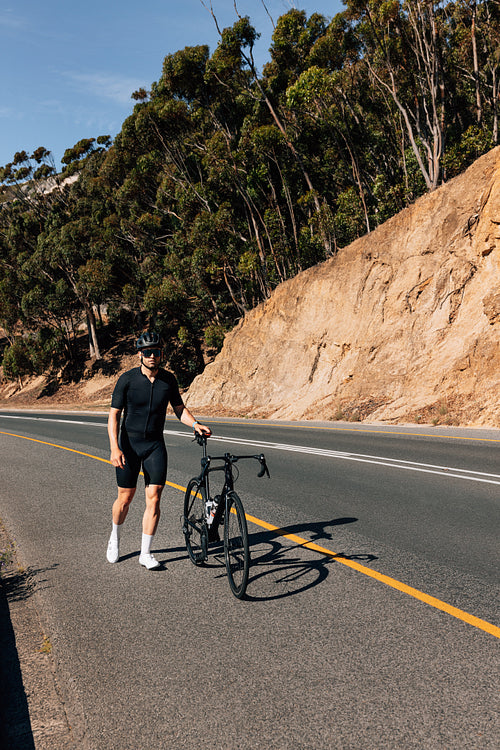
[205,499,213,525]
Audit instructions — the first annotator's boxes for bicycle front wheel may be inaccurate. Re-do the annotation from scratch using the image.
[224,492,250,598]
[183,479,208,565]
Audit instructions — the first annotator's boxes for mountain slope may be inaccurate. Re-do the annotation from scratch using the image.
[186,147,500,426]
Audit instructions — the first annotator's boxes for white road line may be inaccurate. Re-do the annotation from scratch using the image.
[166,431,500,486]
[0,414,106,428]
[1,414,499,486]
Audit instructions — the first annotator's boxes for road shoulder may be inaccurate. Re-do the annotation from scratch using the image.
[0,519,78,750]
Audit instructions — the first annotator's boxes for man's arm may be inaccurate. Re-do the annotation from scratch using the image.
[107,407,126,468]
[172,403,211,436]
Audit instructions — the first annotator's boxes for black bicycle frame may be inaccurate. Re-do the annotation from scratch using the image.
[194,435,269,526]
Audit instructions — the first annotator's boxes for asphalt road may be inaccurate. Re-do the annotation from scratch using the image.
[0,410,498,749]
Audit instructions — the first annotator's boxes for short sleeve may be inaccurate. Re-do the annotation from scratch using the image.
[111,371,129,410]
[168,372,184,408]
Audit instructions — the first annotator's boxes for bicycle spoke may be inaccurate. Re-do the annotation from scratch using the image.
[183,480,208,565]
[224,492,250,598]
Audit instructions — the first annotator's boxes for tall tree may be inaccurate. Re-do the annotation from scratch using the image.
[345,0,448,190]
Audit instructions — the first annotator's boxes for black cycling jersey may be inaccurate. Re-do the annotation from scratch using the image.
[111,367,184,439]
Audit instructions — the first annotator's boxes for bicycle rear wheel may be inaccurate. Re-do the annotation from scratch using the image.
[183,479,208,565]
[223,492,250,598]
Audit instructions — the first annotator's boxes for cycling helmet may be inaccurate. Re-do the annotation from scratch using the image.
[136,331,161,350]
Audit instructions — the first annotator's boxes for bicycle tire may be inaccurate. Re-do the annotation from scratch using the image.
[183,479,208,565]
[223,491,250,598]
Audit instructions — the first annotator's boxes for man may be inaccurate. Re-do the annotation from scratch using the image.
[106,331,211,569]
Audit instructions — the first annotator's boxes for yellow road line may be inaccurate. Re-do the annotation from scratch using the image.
[244,512,500,639]
[0,430,113,464]
[1,429,498,639]
[0,430,187,491]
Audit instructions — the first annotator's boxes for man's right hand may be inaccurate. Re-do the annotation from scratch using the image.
[108,408,124,468]
[110,449,126,469]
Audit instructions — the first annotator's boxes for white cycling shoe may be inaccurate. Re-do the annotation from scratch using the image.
[139,553,160,570]
[107,537,119,564]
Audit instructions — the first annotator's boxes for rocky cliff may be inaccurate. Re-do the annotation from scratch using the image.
[186,147,500,426]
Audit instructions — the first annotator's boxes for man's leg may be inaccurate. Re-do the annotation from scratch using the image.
[107,487,136,563]
[139,484,164,569]
[113,487,136,525]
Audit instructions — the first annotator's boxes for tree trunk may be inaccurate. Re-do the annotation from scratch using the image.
[492,66,499,143]
[470,1,482,124]
[86,307,101,360]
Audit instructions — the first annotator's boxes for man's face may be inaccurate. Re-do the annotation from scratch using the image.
[139,347,162,367]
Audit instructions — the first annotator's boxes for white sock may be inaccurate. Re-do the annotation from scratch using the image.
[141,533,154,556]
[110,522,122,542]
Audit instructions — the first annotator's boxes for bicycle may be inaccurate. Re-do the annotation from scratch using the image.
[182,433,270,598]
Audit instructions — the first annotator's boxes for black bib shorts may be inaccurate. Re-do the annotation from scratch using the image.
[116,430,168,488]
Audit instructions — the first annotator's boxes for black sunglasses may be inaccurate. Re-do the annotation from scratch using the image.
[140,348,162,357]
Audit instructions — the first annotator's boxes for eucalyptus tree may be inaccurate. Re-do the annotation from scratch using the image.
[0,166,49,340]
[0,178,77,372]
[342,0,451,190]
[33,147,118,361]
[105,29,274,339]
[448,0,500,146]
[0,140,115,361]
[247,10,337,257]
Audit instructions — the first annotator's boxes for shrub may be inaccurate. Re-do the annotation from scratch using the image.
[204,323,227,353]
[2,339,33,383]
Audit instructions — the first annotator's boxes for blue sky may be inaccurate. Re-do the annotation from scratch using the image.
[0,1,344,172]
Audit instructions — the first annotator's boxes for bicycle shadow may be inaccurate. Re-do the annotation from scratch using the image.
[243,517,378,601]
[154,518,378,601]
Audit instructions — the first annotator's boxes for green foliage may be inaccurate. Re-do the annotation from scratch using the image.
[443,126,493,180]
[31,328,66,372]
[2,339,33,381]
[1,329,66,382]
[204,323,227,352]
[333,188,365,247]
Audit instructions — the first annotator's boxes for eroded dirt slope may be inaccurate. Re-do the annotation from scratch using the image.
[186,147,500,426]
